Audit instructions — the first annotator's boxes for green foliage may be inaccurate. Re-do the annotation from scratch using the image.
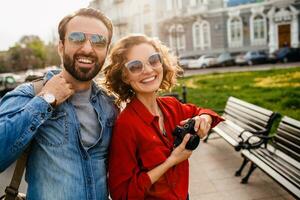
[172,67,300,120]
[1,35,60,72]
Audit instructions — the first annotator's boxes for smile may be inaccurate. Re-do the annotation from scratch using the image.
[77,57,94,64]
[141,76,156,83]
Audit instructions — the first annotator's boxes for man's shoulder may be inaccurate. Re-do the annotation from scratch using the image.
[5,82,34,97]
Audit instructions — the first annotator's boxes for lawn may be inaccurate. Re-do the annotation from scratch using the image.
[170,66,300,121]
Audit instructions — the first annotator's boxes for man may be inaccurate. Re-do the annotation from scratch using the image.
[0,8,117,200]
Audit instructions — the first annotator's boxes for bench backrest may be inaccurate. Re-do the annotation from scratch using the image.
[223,96,277,134]
[273,116,300,162]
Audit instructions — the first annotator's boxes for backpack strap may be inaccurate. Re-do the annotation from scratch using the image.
[4,79,44,200]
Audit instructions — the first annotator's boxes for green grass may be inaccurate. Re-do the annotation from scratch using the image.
[169,67,300,121]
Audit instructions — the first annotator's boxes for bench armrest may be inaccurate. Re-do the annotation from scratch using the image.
[237,134,274,151]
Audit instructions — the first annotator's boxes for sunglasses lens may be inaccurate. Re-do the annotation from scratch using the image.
[90,34,107,48]
[148,54,162,67]
[68,32,85,43]
[126,60,143,74]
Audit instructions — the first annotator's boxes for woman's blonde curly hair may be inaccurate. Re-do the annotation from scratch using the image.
[103,34,183,106]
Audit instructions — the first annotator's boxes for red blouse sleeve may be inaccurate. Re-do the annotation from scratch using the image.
[162,97,224,128]
[108,120,152,199]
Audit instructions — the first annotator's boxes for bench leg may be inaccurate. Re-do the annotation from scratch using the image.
[235,155,249,176]
[241,162,257,184]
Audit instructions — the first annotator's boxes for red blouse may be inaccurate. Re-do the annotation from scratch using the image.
[108,97,224,200]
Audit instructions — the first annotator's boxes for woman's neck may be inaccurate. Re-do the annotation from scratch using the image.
[136,93,160,116]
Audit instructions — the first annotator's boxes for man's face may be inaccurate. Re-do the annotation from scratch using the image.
[59,16,109,81]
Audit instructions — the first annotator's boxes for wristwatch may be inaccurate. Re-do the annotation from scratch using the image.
[40,92,57,107]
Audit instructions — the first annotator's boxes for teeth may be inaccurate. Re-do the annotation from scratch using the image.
[141,76,155,83]
[77,57,93,64]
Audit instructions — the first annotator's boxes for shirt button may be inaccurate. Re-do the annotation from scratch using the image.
[30,126,36,131]
[92,98,96,103]
[47,107,52,112]
[83,155,88,160]
[87,177,92,185]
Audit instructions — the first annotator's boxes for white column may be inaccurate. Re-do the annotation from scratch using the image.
[268,7,277,52]
[290,5,299,48]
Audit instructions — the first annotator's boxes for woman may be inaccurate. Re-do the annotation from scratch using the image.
[104,34,223,200]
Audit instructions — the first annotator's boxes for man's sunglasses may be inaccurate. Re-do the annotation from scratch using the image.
[68,32,107,49]
[125,53,162,75]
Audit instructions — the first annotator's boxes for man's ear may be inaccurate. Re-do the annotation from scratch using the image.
[58,41,64,64]
[58,40,64,58]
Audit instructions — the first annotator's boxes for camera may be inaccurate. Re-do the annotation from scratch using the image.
[173,119,200,150]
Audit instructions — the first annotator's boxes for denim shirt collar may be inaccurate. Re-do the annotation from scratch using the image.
[44,69,104,98]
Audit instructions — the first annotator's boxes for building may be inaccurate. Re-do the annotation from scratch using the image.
[89,0,160,43]
[90,0,300,57]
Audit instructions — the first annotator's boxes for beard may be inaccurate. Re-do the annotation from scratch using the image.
[63,51,105,82]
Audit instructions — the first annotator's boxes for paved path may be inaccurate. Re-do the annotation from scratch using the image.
[189,135,296,200]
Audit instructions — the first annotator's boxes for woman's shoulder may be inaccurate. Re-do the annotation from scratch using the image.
[158,96,181,106]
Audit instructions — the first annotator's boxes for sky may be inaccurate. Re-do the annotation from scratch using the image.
[0,0,91,51]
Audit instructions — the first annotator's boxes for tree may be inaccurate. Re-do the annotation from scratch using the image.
[7,35,47,71]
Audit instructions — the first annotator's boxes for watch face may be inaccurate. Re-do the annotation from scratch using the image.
[44,93,55,104]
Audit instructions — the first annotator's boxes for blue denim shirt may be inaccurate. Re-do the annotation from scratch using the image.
[0,70,118,200]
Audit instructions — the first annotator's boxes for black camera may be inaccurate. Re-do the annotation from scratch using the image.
[173,119,200,150]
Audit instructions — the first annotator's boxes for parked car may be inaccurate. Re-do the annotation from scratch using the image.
[235,51,268,66]
[274,47,300,63]
[188,55,217,68]
[0,74,18,96]
[217,52,235,67]
[178,56,198,69]
[235,53,247,66]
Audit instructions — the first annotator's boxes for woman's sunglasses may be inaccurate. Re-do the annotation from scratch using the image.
[68,32,107,49]
[125,53,162,75]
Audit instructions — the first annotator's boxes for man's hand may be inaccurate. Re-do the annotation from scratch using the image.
[38,72,75,106]
[180,114,212,139]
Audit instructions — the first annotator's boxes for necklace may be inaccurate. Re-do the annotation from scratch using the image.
[158,108,167,137]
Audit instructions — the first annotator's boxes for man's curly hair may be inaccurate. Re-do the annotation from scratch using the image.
[103,34,183,106]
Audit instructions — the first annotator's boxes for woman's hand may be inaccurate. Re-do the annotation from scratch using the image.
[180,114,212,139]
[165,134,193,167]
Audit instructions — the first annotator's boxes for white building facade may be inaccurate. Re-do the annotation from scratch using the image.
[90,0,300,57]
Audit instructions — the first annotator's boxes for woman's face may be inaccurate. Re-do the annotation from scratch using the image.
[123,43,163,96]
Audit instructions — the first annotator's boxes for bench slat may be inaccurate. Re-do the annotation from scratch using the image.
[253,149,300,184]
[226,101,272,124]
[228,96,274,116]
[242,150,300,199]
[223,114,264,133]
[275,135,300,154]
[282,116,300,129]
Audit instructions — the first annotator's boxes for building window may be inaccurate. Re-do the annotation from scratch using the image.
[228,17,243,47]
[202,22,211,48]
[190,0,206,7]
[192,23,201,49]
[250,14,267,46]
[144,24,152,36]
[167,0,182,10]
[169,24,186,53]
[144,4,151,13]
[192,21,211,50]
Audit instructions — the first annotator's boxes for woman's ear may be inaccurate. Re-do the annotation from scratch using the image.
[122,74,130,85]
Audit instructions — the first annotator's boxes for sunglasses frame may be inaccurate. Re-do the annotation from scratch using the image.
[67,32,107,49]
[124,53,162,75]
